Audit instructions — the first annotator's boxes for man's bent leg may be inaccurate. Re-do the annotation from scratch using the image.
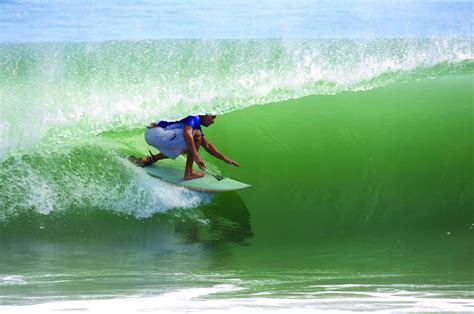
[184,131,204,180]
[151,152,168,162]
[128,152,168,167]
[141,152,167,166]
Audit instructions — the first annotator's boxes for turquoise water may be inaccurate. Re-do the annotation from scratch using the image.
[1,1,473,313]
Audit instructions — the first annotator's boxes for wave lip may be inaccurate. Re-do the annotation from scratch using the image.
[0,39,472,159]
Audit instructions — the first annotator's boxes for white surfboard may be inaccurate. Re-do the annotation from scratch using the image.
[143,163,251,192]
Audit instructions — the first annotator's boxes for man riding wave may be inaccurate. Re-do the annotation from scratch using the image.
[129,115,240,180]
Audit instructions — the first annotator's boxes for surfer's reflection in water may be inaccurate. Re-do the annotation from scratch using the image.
[129,115,240,180]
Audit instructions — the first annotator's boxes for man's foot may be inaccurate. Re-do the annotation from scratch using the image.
[184,171,205,180]
[128,156,153,167]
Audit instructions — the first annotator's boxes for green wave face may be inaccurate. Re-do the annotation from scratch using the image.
[208,74,473,244]
[0,39,472,243]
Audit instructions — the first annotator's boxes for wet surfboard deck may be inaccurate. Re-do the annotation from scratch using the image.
[143,163,251,192]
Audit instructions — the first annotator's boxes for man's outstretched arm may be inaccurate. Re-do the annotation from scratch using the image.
[201,137,240,167]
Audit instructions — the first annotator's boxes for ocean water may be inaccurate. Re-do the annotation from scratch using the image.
[1,1,473,313]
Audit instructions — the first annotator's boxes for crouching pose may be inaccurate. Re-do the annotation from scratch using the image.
[129,115,240,180]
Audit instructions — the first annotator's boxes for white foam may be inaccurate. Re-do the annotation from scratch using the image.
[0,275,26,286]
[0,153,212,221]
[0,39,472,160]
[0,284,473,313]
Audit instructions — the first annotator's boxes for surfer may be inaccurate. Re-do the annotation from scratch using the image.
[129,115,240,180]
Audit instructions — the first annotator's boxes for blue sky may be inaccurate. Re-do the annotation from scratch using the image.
[1,0,472,42]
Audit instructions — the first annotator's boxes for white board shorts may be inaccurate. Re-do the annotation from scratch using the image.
[145,123,188,160]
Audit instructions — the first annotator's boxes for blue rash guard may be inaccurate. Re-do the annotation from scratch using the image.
[157,116,205,137]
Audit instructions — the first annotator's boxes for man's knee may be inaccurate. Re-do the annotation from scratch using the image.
[193,130,202,142]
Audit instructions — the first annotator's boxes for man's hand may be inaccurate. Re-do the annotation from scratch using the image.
[194,153,207,171]
[224,157,240,167]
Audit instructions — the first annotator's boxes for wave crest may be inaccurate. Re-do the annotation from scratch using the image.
[0,39,472,158]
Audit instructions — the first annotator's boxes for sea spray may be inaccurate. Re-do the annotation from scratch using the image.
[1,39,472,159]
